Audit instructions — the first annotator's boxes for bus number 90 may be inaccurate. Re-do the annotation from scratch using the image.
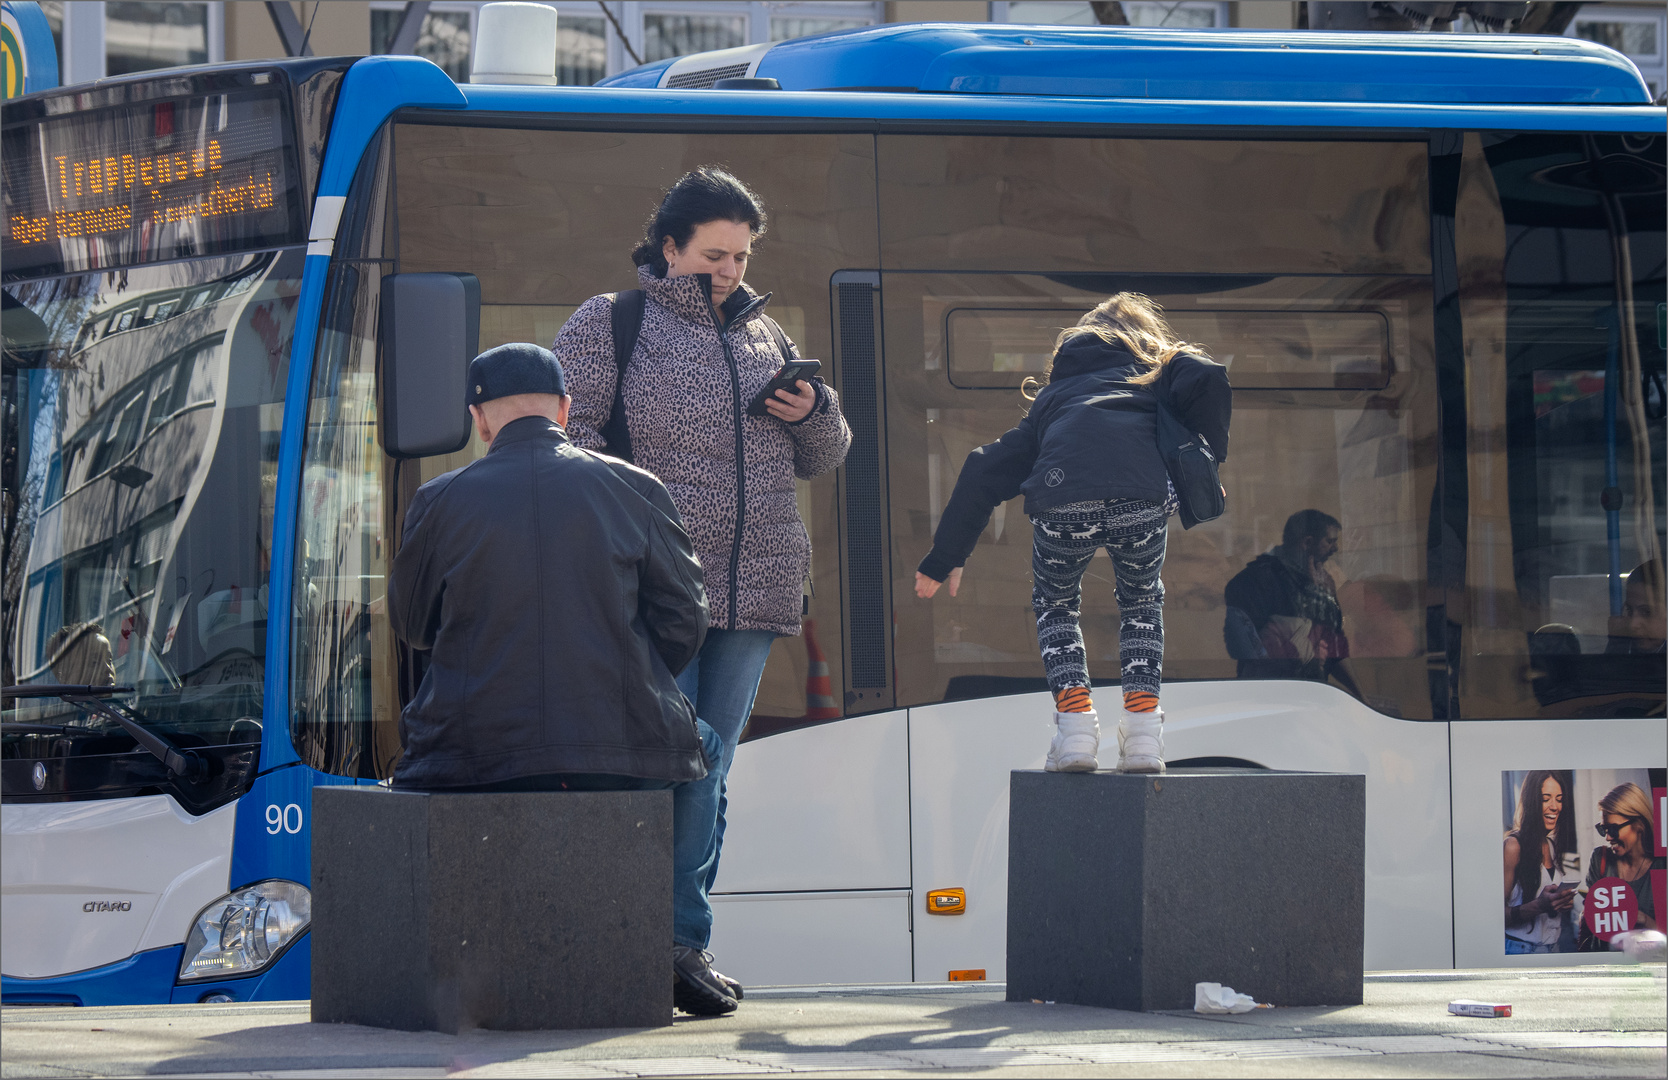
[266,803,303,835]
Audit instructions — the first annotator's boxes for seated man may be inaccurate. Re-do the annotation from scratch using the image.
[388,342,739,1016]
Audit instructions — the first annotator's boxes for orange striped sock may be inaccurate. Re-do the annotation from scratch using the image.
[1054,686,1094,713]
[1123,690,1159,713]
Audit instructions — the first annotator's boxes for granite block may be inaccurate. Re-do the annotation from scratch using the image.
[1007,768,1364,1012]
[312,787,673,1032]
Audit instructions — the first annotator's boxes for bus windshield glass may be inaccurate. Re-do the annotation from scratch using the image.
[2,88,304,280]
[2,250,302,804]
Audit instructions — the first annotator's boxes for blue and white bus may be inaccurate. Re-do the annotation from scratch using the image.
[3,19,1663,1007]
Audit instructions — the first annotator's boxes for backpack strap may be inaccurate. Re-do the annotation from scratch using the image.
[760,314,796,363]
[601,289,645,462]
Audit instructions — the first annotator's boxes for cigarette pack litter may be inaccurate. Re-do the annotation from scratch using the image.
[1448,1000,1511,1018]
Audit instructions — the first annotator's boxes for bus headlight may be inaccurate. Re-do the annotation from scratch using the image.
[178,880,311,981]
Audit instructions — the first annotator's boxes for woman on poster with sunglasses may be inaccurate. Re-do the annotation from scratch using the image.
[1578,782,1661,950]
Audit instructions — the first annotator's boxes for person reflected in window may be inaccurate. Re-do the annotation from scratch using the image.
[1578,781,1661,950]
[43,622,116,686]
[1503,769,1578,955]
[1607,560,1665,655]
[1223,508,1361,696]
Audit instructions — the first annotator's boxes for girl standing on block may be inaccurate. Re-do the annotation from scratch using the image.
[915,294,1230,773]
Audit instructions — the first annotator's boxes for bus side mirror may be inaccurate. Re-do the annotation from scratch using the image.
[379,272,480,459]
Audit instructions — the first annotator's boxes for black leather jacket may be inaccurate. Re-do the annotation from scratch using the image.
[388,416,709,789]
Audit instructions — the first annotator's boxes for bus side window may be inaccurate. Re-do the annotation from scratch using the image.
[879,134,1439,720]
[1455,132,1666,720]
[390,122,879,739]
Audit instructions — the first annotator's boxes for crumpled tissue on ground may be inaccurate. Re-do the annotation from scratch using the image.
[1194,982,1264,1014]
[1613,929,1667,963]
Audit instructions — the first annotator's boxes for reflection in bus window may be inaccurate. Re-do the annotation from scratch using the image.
[949,308,1391,390]
[53,336,217,501]
[43,621,116,686]
[289,127,401,779]
[289,260,400,778]
[2,251,300,746]
[390,122,878,741]
[1456,132,1665,719]
[878,136,1430,276]
[881,134,1437,719]
[1224,507,1362,698]
[889,270,1437,719]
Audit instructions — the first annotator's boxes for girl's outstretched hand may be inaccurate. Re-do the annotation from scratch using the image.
[915,567,963,599]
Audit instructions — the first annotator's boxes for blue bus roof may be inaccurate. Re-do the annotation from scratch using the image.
[599,22,1653,106]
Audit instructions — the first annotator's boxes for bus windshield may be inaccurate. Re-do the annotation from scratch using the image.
[2,249,302,803]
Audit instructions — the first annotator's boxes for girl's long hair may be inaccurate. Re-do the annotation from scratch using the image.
[1021,292,1211,401]
[1507,769,1577,907]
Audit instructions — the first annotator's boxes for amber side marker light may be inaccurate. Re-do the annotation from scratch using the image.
[926,888,967,915]
[948,969,986,981]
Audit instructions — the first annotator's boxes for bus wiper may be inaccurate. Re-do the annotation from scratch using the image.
[0,684,206,782]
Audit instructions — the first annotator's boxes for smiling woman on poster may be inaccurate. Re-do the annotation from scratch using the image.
[1503,769,1579,954]
[1578,782,1661,950]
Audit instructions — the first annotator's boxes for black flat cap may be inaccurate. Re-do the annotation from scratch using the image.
[466,342,567,406]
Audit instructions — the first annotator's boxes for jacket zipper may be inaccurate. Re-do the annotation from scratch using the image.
[707,284,766,629]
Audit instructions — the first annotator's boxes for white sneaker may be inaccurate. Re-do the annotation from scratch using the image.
[1117,706,1165,773]
[1045,710,1099,773]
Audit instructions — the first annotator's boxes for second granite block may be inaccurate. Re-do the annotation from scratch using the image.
[1007,768,1364,1012]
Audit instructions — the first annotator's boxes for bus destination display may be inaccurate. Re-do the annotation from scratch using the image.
[2,91,302,278]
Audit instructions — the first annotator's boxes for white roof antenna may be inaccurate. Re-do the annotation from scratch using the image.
[471,2,559,85]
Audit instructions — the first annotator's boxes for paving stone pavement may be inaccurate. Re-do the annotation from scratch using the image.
[2,968,1663,1079]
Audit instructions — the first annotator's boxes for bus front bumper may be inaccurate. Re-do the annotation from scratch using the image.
[2,933,310,1006]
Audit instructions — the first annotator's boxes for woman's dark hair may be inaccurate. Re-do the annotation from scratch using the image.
[630,167,768,277]
[1507,769,1576,912]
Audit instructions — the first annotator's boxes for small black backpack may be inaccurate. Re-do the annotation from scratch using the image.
[1152,375,1225,530]
[599,289,792,463]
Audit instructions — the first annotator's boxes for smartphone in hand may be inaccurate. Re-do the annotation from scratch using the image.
[746,360,822,417]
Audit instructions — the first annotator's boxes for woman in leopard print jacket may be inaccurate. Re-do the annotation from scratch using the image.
[560,267,849,636]
[558,171,851,637]
[556,170,850,991]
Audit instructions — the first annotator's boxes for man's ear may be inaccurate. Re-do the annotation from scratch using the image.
[469,403,492,446]
[556,395,572,429]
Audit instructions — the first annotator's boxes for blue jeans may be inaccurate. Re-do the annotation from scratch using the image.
[676,628,778,899]
[412,719,725,951]
[1504,937,1556,955]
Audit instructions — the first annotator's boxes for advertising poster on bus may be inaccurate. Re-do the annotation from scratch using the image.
[1501,768,1667,955]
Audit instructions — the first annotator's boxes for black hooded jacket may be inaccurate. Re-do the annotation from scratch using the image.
[388,416,709,789]
[918,337,1231,582]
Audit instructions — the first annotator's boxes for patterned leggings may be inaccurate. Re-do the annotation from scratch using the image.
[1031,498,1170,698]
